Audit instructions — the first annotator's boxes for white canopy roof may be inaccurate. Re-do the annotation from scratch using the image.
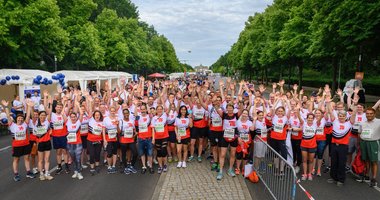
[55,70,132,81]
[0,69,53,85]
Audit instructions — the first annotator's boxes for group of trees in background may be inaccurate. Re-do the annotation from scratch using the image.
[211,0,380,94]
[0,0,190,75]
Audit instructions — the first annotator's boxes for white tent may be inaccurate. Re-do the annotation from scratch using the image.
[54,70,132,91]
[0,69,57,102]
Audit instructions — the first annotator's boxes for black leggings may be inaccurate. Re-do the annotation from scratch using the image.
[155,138,168,158]
[87,141,102,164]
[291,139,302,166]
[120,143,138,167]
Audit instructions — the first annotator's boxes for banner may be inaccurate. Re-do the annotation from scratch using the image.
[24,85,40,98]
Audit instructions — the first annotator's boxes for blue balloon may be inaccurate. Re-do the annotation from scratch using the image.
[51,75,56,80]
[43,78,48,82]
[48,80,53,84]
[0,79,6,85]
[5,76,10,81]
[15,75,20,80]
[1,118,8,124]
[61,74,65,78]
[36,75,42,80]
[11,76,16,80]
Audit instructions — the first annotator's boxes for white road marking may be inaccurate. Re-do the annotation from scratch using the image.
[0,145,11,152]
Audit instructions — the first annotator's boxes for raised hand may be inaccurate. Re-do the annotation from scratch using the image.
[299,89,304,95]
[354,86,360,94]
[1,100,9,107]
[278,79,285,87]
[336,88,343,96]
[272,82,277,89]
[43,90,49,97]
[293,84,298,91]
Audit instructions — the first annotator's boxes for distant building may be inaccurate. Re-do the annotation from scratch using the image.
[194,65,213,76]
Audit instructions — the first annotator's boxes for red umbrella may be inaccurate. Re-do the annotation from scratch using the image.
[148,73,166,78]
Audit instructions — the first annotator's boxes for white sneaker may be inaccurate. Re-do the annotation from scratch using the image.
[177,162,183,168]
[153,159,158,165]
[82,164,88,169]
[182,161,187,168]
[32,168,38,174]
[72,171,78,179]
[77,173,83,180]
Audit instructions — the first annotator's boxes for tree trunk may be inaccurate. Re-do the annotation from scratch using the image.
[265,67,268,85]
[298,61,303,88]
[288,65,292,90]
[332,57,338,94]
[261,68,264,84]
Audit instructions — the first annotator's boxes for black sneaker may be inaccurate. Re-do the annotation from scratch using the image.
[345,166,351,174]
[356,176,370,183]
[13,174,21,182]
[141,167,147,174]
[65,167,71,174]
[323,166,330,173]
[26,171,36,179]
[95,166,101,174]
[370,179,378,187]
[90,169,96,176]
[149,167,154,174]
[55,167,63,175]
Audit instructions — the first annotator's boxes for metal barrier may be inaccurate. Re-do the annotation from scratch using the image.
[252,136,297,200]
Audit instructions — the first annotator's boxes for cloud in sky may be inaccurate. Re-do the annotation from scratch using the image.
[132,0,273,67]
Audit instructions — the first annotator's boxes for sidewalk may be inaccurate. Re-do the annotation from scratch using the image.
[152,158,252,200]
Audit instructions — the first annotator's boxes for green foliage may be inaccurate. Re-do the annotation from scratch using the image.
[211,0,380,94]
[0,0,181,74]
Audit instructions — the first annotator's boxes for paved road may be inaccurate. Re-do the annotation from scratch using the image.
[0,135,160,200]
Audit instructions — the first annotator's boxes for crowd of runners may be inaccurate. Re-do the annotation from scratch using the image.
[1,75,379,187]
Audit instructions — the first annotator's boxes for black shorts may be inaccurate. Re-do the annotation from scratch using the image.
[209,131,223,147]
[12,144,32,157]
[106,141,118,157]
[191,127,208,139]
[177,138,190,145]
[81,136,88,149]
[236,151,249,160]
[52,136,67,149]
[219,137,238,148]
[168,131,176,143]
[301,147,317,153]
[269,139,287,160]
[38,141,52,152]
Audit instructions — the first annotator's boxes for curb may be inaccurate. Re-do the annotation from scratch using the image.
[239,176,254,199]
[151,171,167,200]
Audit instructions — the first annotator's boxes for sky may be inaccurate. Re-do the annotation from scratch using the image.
[132,0,273,67]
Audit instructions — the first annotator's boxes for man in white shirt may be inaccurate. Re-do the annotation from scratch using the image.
[31,91,41,110]
[359,107,380,187]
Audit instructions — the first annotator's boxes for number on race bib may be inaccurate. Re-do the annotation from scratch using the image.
[139,123,148,133]
[304,127,315,137]
[316,127,324,135]
[155,123,164,133]
[80,124,88,133]
[14,131,26,140]
[361,129,373,139]
[240,133,249,142]
[124,129,134,138]
[108,129,117,139]
[93,127,102,136]
[274,123,284,133]
[212,118,222,126]
[224,129,235,139]
[53,121,63,129]
[261,128,267,138]
[194,112,203,120]
[36,127,47,137]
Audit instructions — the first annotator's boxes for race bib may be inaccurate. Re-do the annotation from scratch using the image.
[93,127,102,136]
[80,124,88,133]
[304,127,315,137]
[353,123,360,130]
[212,117,222,126]
[240,133,249,142]
[178,127,187,137]
[139,123,148,133]
[291,131,299,137]
[155,123,164,133]
[194,111,204,120]
[274,123,284,133]
[67,132,77,143]
[124,128,134,138]
[224,128,235,139]
[14,131,26,141]
[36,126,47,136]
[316,127,324,136]
[361,129,372,139]
[53,121,63,129]
[107,129,117,139]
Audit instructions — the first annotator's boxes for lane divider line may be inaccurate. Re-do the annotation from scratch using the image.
[0,145,11,152]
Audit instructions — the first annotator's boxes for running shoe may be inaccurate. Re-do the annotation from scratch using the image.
[323,166,330,173]
[141,167,147,174]
[149,166,154,174]
[128,166,138,174]
[65,166,71,174]
[77,173,84,180]
[163,165,168,172]
[90,169,96,176]
[168,157,173,163]
[211,163,218,171]
[13,174,21,182]
[216,172,223,180]
[174,157,179,162]
[95,166,101,173]
[177,162,183,168]
[107,167,113,174]
[124,168,131,175]
[39,174,46,181]
[197,156,202,163]
[327,178,336,184]
[82,164,88,169]
[188,156,194,162]
[337,181,344,187]
[370,179,378,187]
[182,161,187,168]
[345,166,351,174]
[157,167,163,174]
[153,159,158,165]
[26,171,36,179]
[227,169,236,177]
[235,168,240,175]
[45,174,54,180]
[301,174,307,181]
[32,168,39,175]
[308,174,313,181]
[55,167,63,175]
[72,171,78,179]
